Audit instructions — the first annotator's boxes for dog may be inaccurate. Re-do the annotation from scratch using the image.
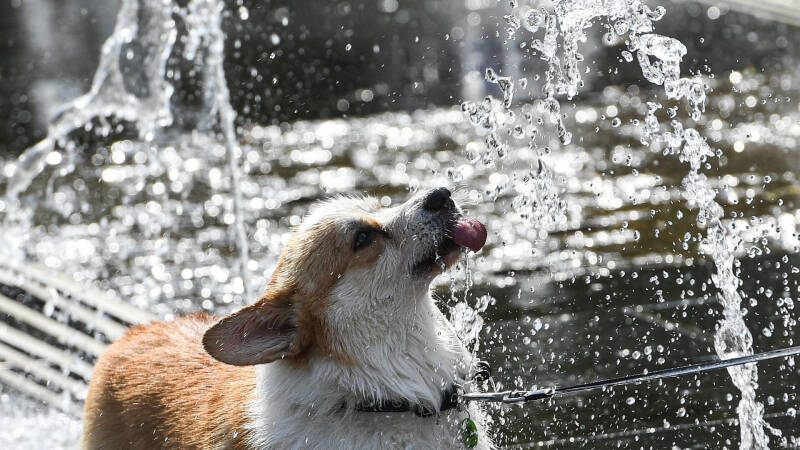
[82,187,491,449]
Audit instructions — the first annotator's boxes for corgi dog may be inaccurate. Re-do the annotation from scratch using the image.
[82,187,491,449]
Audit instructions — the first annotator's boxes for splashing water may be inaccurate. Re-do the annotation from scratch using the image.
[2,0,251,300]
[644,105,776,447]
[5,0,175,199]
[464,0,772,446]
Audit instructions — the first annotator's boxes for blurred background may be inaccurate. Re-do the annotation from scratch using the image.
[2,0,800,448]
[3,0,800,154]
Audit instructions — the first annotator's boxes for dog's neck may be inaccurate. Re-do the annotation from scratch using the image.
[251,289,469,416]
[242,281,483,449]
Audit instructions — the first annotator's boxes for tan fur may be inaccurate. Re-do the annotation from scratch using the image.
[83,212,388,448]
[221,213,387,365]
[271,213,388,363]
[82,313,255,449]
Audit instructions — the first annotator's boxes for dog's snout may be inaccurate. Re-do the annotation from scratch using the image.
[422,187,453,212]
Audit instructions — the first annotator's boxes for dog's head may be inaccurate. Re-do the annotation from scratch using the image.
[203,188,486,366]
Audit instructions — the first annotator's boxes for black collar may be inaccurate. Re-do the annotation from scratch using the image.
[354,384,460,417]
[351,361,490,417]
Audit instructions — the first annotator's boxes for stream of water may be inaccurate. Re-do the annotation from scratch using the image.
[461,1,771,447]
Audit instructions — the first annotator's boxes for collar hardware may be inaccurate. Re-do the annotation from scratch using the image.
[354,383,461,417]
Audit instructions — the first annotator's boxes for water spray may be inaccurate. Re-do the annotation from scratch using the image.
[461,1,775,445]
[462,346,800,405]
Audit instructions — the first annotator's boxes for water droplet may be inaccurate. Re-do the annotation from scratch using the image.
[621,50,633,62]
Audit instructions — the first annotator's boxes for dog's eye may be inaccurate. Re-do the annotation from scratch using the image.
[353,230,373,251]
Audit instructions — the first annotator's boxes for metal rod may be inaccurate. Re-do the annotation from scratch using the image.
[462,345,800,404]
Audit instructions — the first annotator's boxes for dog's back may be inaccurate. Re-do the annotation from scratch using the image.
[82,313,256,449]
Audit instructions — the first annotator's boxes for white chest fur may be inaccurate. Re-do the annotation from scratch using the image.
[244,297,492,449]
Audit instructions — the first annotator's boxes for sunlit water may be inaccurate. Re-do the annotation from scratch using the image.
[463,1,794,447]
[2,0,800,448]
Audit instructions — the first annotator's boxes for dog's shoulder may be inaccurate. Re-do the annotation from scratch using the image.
[83,313,257,449]
[123,311,215,342]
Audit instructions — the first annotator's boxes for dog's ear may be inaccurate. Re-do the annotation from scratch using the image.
[203,295,303,366]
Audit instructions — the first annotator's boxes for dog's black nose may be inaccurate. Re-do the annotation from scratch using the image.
[422,187,453,211]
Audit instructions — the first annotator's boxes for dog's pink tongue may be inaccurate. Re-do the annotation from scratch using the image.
[452,217,487,252]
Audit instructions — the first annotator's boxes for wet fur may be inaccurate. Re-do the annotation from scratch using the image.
[82,313,255,449]
[82,193,492,449]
